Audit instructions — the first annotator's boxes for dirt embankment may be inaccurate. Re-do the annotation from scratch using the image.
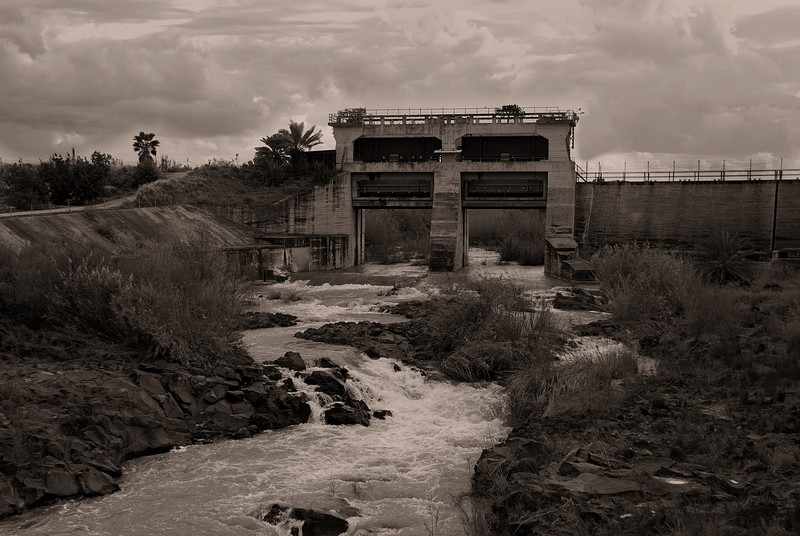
[0,205,257,252]
[0,350,310,518]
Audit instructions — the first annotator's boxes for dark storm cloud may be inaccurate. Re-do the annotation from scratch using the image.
[1,0,799,167]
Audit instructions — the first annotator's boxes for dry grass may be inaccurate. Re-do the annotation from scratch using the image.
[0,237,247,369]
[506,348,639,425]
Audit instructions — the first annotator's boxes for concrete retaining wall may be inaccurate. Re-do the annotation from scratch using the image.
[205,173,355,269]
[575,180,800,252]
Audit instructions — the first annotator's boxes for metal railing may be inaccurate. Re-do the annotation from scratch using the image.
[356,180,432,198]
[464,183,546,198]
[330,107,579,126]
[576,166,800,182]
[354,155,439,163]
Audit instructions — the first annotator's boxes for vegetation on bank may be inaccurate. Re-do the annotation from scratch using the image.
[466,242,800,535]
[0,238,247,370]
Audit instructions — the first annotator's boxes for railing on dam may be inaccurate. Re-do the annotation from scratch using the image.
[330,107,579,126]
[575,165,800,182]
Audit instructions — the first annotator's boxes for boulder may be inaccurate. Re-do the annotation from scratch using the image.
[294,507,349,536]
[372,410,393,420]
[317,357,338,368]
[275,352,306,371]
[78,467,119,496]
[263,504,349,536]
[43,469,80,497]
[242,311,298,329]
[304,370,348,399]
[324,402,370,426]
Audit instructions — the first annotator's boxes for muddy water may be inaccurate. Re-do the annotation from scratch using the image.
[0,249,623,535]
[0,259,508,536]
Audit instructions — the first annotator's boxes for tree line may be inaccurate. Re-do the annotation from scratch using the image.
[0,121,330,210]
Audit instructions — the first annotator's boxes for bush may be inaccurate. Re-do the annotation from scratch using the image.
[592,244,697,321]
[506,348,639,425]
[133,161,161,187]
[695,231,755,285]
[365,209,430,263]
[0,238,246,369]
[4,163,48,209]
[470,210,545,265]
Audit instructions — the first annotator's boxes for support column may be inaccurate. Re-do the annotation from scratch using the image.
[355,208,366,265]
[429,151,464,271]
[544,161,578,277]
[462,208,470,267]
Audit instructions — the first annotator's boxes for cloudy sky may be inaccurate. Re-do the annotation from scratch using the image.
[1,0,799,171]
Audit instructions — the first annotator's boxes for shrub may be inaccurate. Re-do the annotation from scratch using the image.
[470,210,545,265]
[0,238,246,369]
[592,244,697,321]
[695,231,755,285]
[506,347,639,425]
[133,161,161,187]
[4,163,48,209]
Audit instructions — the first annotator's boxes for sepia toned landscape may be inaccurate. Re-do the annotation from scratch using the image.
[2,2,800,535]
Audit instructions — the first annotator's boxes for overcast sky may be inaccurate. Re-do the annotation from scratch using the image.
[2,0,799,170]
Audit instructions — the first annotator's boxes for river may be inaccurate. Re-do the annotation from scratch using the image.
[0,250,612,535]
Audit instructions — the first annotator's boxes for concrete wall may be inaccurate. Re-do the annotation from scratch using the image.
[206,173,356,268]
[224,235,350,275]
[337,120,577,271]
[575,180,800,252]
[333,120,573,163]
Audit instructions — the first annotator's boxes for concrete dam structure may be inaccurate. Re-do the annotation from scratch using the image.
[213,106,584,277]
[209,107,800,274]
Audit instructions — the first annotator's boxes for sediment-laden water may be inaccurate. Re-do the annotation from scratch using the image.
[1,258,509,536]
[1,249,621,535]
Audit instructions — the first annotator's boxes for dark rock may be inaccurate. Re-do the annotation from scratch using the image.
[305,370,348,399]
[134,372,166,396]
[43,469,80,497]
[372,410,393,420]
[552,288,604,311]
[292,507,349,536]
[392,364,402,372]
[167,373,195,406]
[262,365,284,381]
[242,311,298,329]
[324,402,370,426]
[78,468,119,496]
[275,352,306,371]
[317,358,338,368]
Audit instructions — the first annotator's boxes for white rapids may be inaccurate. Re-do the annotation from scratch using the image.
[0,258,510,536]
[0,249,629,535]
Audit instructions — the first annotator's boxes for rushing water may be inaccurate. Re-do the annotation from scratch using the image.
[1,255,512,536]
[1,249,624,536]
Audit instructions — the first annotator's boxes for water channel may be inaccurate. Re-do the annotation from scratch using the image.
[1,250,611,535]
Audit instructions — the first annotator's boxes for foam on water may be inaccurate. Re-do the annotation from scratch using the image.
[2,355,508,536]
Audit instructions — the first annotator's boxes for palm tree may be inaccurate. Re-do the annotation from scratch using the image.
[254,136,290,166]
[133,132,160,164]
[274,120,323,152]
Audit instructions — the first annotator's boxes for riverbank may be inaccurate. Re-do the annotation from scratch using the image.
[296,252,800,535]
[471,249,800,535]
[0,348,311,518]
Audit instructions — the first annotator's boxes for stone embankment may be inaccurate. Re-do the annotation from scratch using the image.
[0,353,310,518]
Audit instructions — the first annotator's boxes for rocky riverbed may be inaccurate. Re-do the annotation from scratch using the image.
[0,352,311,518]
